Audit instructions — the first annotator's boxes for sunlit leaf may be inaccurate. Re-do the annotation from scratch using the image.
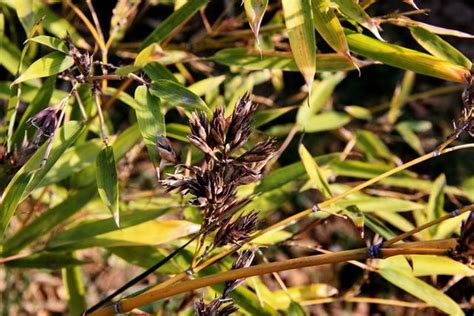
[426,174,446,236]
[27,35,68,54]
[5,252,85,269]
[244,0,268,40]
[355,130,395,162]
[150,79,211,115]
[212,48,358,72]
[388,71,415,124]
[312,0,351,59]
[345,29,469,82]
[410,26,472,69]
[396,121,425,155]
[333,0,384,41]
[282,0,316,88]
[12,51,74,85]
[377,266,463,315]
[134,85,165,166]
[96,145,120,226]
[287,301,307,315]
[344,105,372,120]
[299,144,333,198]
[300,111,350,133]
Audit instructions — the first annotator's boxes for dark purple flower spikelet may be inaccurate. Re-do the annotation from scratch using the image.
[28,107,60,138]
[194,298,238,316]
[160,96,277,241]
[214,212,258,248]
[453,211,474,263]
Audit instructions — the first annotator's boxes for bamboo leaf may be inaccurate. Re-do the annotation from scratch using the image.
[96,145,120,227]
[377,266,463,315]
[296,72,345,126]
[62,265,86,316]
[27,35,68,54]
[134,85,165,166]
[45,209,169,251]
[333,0,384,41]
[5,252,85,269]
[3,187,97,256]
[244,0,268,40]
[12,51,74,85]
[150,79,211,115]
[300,111,350,133]
[212,48,359,72]
[270,284,338,309]
[344,105,372,120]
[355,129,395,162]
[282,0,317,88]
[0,171,33,237]
[426,174,446,236]
[253,106,296,128]
[410,26,472,69]
[288,301,307,316]
[13,0,36,35]
[188,75,226,97]
[299,144,333,198]
[383,16,474,38]
[388,71,415,124]
[140,0,209,48]
[312,0,351,59]
[345,29,469,82]
[395,121,425,155]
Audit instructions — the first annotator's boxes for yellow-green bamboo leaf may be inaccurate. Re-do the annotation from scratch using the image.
[333,0,384,41]
[383,16,474,38]
[345,29,470,82]
[410,26,472,69]
[312,0,350,59]
[388,70,415,124]
[244,0,269,40]
[282,0,316,88]
[299,144,333,198]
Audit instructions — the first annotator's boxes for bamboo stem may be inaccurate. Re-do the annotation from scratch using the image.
[89,241,453,315]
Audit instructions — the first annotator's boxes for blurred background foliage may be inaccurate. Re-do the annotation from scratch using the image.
[0,0,473,315]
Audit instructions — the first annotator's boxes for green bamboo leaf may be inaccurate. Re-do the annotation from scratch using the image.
[109,245,181,274]
[45,209,169,251]
[62,265,86,315]
[12,51,74,85]
[395,121,425,155]
[345,29,470,82]
[0,171,33,237]
[27,35,68,54]
[372,211,415,232]
[333,0,384,41]
[384,16,474,38]
[299,144,333,198]
[270,284,337,309]
[288,301,307,316]
[0,36,29,76]
[5,252,85,269]
[344,105,372,120]
[244,0,268,40]
[282,0,317,89]
[333,197,424,213]
[150,79,211,115]
[13,0,36,34]
[378,255,474,277]
[426,174,446,236]
[388,71,415,124]
[134,86,165,166]
[1,121,84,235]
[253,106,296,128]
[140,0,209,48]
[50,220,199,251]
[296,72,346,126]
[300,111,350,133]
[23,121,85,196]
[96,145,120,227]
[377,266,463,315]
[355,130,395,162]
[188,75,226,96]
[2,187,97,255]
[143,61,178,82]
[312,0,351,59]
[212,48,358,72]
[35,5,88,48]
[256,153,338,192]
[410,26,472,69]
